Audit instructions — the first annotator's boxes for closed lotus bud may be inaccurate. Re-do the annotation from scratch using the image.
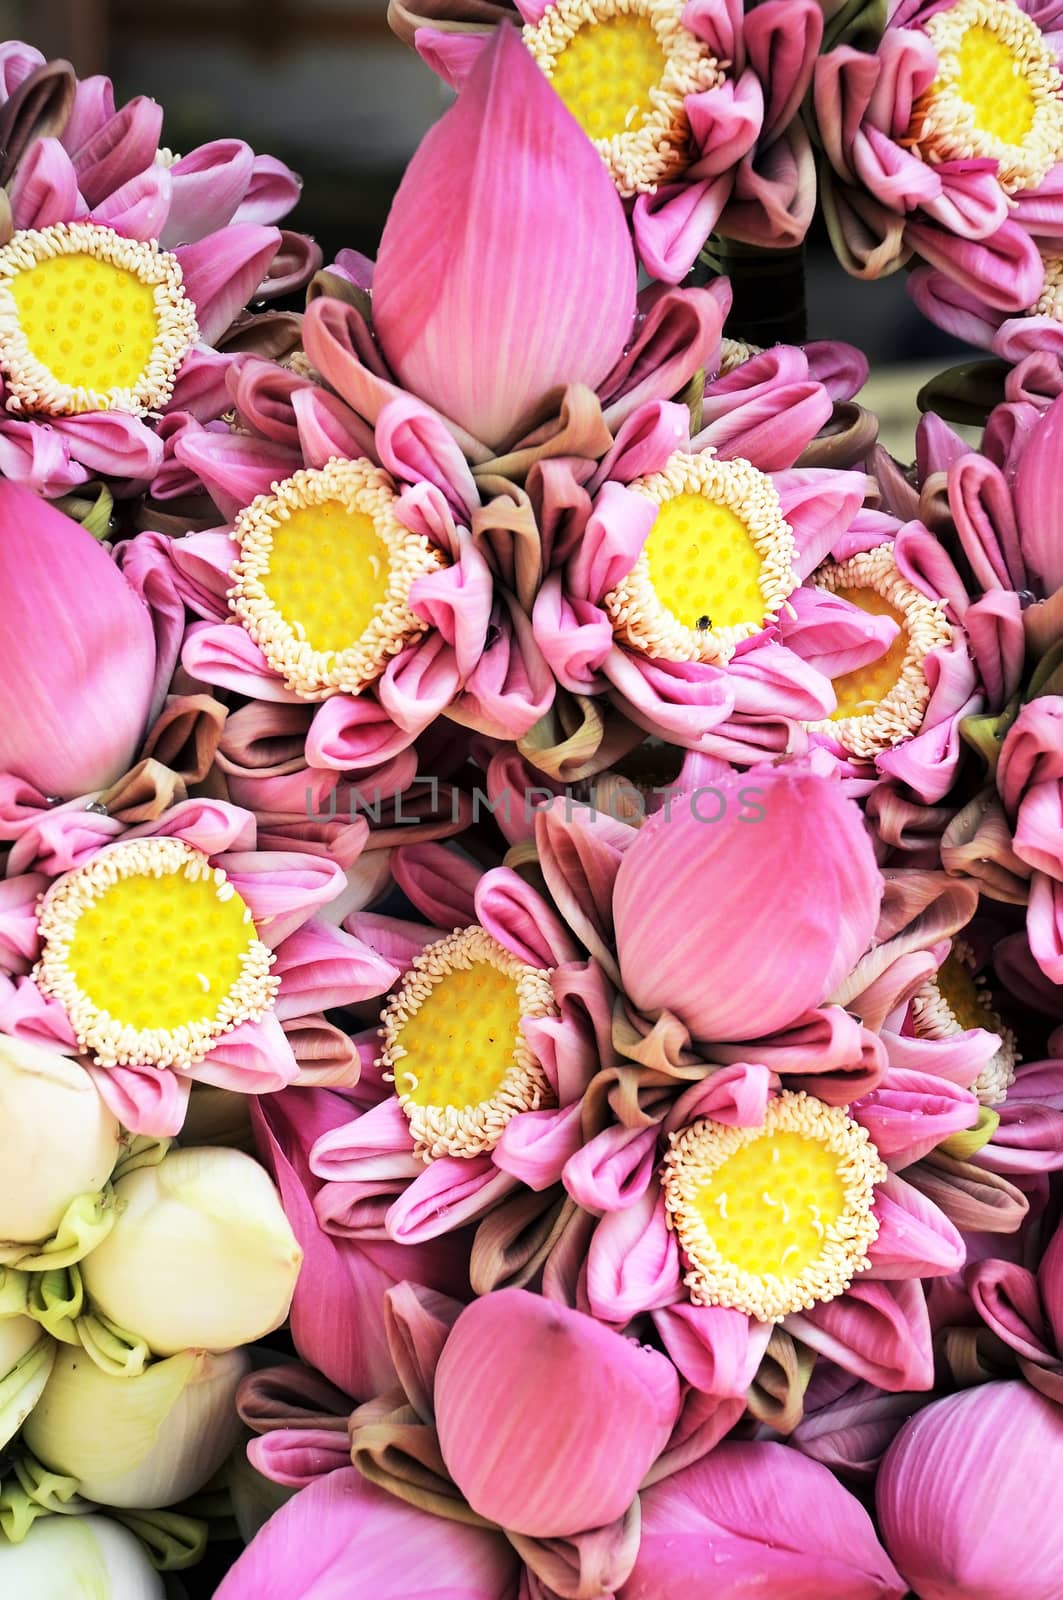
[23,1344,248,1509]
[0,1513,164,1598]
[0,1034,120,1244]
[0,481,157,798]
[80,1147,302,1356]
[0,1314,55,1449]
[878,1381,1063,1600]
[613,769,883,1042]
[434,1289,680,1537]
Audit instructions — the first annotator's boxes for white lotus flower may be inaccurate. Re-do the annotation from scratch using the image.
[80,1146,301,1355]
[0,1034,120,1243]
[0,1314,55,1448]
[23,1344,249,1509]
[0,1513,164,1597]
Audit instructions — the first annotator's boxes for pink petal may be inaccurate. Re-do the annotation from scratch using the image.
[584,1185,682,1322]
[865,1172,964,1279]
[214,1468,519,1599]
[877,1384,1063,1600]
[787,1279,934,1393]
[435,1289,680,1536]
[8,136,83,230]
[0,481,156,797]
[372,26,635,449]
[176,223,281,346]
[1014,391,1063,595]
[626,1441,905,1599]
[160,138,255,247]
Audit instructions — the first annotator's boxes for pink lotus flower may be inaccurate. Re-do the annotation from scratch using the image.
[0,797,396,1136]
[0,482,158,797]
[779,510,982,802]
[530,351,870,761]
[214,1468,521,1600]
[149,376,511,771]
[295,26,728,459]
[613,766,882,1040]
[878,1380,1063,1599]
[308,841,613,1244]
[245,1283,681,1595]
[435,1289,679,1537]
[813,0,1063,321]
[395,1,824,283]
[0,41,316,500]
[621,1440,905,1598]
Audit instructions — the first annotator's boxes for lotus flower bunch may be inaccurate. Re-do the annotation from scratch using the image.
[2,5,1063,1598]
[0,41,318,505]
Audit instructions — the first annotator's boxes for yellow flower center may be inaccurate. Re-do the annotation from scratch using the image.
[646,494,767,634]
[229,457,445,700]
[549,14,665,141]
[808,545,952,759]
[34,839,278,1071]
[955,21,1037,143]
[524,0,723,196]
[910,0,1063,194]
[379,926,558,1161]
[606,451,798,665]
[663,1092,886,1323]
[0,223,197,416]
[829,590,911,722]
[911,943,1018,1106]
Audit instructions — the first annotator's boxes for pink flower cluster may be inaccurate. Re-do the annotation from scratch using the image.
[0,10,1062,1600]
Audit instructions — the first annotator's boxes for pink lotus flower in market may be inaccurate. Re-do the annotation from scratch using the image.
[778,512,983,803]
[308,841,615,1245]
[214,1468,521,1600]
[151,363,534,771]
[435,1289,679,1538]
[878,1381,1063,1600]
[530,353,872,762]
[621,1441,905,1599]
[812,0,1063,317]
[0,482,159,798]
[295,25,729,462]
[393,0,824,284]
[0,797,397,1136]
[613,765,883,1042]
[574,1068,969,1396]
[0,40,316,499]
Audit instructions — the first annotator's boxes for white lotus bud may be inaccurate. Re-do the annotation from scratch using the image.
[0,1513,164,1597]
[80,1147,302,1356]
[23,1344,249,1509]
[0,1314,55,1448]
[0,1034,120,1243]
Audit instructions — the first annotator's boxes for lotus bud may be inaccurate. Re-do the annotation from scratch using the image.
[0,481,157,798]
[434,1288,680,1537]
[622,1441,905,1598]
[0,1513,164,1597]
[613,768,883,1042]
[0,1034,120,1245]
[23,1343,248,1508]
[878,1381,1063,1600]
[79,1147,302,1356]
[0,1313,55,1449]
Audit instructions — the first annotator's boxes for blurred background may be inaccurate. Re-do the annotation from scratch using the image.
[0,0,976,445]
